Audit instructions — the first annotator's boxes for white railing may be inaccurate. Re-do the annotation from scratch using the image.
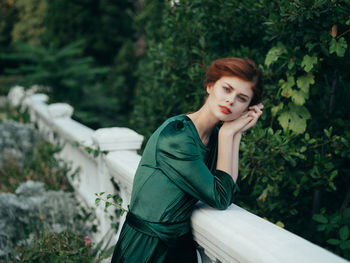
[7,86,348,263]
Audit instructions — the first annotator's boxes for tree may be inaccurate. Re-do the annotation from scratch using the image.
[11,0,47,47]
[42,0,135,66]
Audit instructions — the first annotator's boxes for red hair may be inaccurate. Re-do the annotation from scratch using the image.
[204,57,263,105]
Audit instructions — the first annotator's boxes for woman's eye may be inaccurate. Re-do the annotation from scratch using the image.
[239,97,247,102]
[223,86,230,92]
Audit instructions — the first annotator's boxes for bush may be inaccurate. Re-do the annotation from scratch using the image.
[131,0,268,137]
[0,181,97,259]
[131,0,350,259]
[12,232,95,263]
[0,119,75,193]
[10,231,114,263]
[313,208,350,260]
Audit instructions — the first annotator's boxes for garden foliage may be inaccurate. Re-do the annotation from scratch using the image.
[0,0,137,128]
[12,231,114,263]
[130,0,350,259]
[0,181,96,259]
[0,0,349,260]
[10,0,47,47]
[0,118,75,193]
[0,106,113,261]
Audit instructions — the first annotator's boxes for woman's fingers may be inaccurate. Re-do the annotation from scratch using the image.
[248,110,260,120]
[245,109,262,127]
[224,105,264,134]
[249,105,263,115]
[257,103,264,110]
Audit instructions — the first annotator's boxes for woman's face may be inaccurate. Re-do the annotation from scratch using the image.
[206,76,254,121]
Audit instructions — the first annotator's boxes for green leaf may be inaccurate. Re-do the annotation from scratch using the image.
[72,141,80,147]
[95,198,101,206]
[340,240,350,250]
[308,138,317,144]
[99,192,105,195]
[265,44,286,67]
[85,147,92,154]
[329,170,338,180]
[327,238,341,245]
[293,188,300,197]
[330,37,348,57]
[280,75,295,98]
[199,36,205,49]
[340,226,349,241]
[275,221,285,228]
[267,127,274,136]
[93,150,99,158]
[346,17,350,25]
[329,181,336,191]
[271,103,284,117]
[304,133,310,140]
[317,225,326,231]
[105,202,112,209]
[324,127,333,138]
[297,73,315,93]
[117,197,123,204]
[107,194,113,199]
[290,152,306,160]
[313,214,328,224]
[301,55,317,72]
[290,89,308,105]
[277,103,311,133]
[330,215,341,224]
[305,42,317,52]
[288,60,295,70]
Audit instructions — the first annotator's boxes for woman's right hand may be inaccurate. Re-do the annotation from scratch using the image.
[220,103,263,137]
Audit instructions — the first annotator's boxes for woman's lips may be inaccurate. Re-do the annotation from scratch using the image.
[219,105,232,114]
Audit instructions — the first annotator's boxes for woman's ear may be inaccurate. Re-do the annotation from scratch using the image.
[206,83,213,94]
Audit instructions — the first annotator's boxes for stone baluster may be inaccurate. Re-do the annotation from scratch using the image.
[92,127,143,239]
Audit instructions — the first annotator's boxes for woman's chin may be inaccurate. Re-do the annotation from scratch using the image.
[220,115,237,122]
[220,112,241,122]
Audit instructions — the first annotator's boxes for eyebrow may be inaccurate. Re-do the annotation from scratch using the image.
[224,82,250,98]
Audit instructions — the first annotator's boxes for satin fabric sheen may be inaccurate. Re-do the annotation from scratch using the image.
[111,115,239,263]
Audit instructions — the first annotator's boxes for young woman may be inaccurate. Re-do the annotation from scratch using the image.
[111,57,264,263]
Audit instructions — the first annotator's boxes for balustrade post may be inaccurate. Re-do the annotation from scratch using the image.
[92,127,143,239]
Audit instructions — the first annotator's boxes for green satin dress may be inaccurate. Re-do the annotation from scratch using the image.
[111,115,239,263]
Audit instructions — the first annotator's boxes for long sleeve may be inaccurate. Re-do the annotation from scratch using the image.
[155,120,239,210]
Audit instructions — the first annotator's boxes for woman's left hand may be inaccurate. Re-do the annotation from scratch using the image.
[237,103,263,133]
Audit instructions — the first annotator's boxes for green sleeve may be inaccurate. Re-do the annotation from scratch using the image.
[156,120,239,210]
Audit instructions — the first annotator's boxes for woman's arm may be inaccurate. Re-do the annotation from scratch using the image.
[216,130,235,181]
[216,117,249,183]
[217,104,263,183]
[231,133,242,183]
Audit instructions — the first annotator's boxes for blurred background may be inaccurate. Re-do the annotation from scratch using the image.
[0,0,350,260]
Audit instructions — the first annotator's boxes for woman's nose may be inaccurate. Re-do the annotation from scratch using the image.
[226,94,235,105]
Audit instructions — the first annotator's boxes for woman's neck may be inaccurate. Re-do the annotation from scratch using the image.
[187,103,220,146]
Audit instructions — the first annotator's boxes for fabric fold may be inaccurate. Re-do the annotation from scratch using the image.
[126,212,191,247]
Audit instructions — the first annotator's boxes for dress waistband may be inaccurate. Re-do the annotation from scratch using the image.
[125,212,191,247]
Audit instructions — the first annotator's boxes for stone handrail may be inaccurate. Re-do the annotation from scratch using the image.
[8,86,348,263]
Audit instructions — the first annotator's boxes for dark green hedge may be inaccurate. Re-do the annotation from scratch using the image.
[131,0,350,259]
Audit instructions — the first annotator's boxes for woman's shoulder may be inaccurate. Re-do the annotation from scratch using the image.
[156,115,199,156]
[155,115,196,147]
[162,114,189,126]
[157,114,193,138]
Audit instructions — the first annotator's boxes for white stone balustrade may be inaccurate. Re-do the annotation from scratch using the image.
[8,86,349,263]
